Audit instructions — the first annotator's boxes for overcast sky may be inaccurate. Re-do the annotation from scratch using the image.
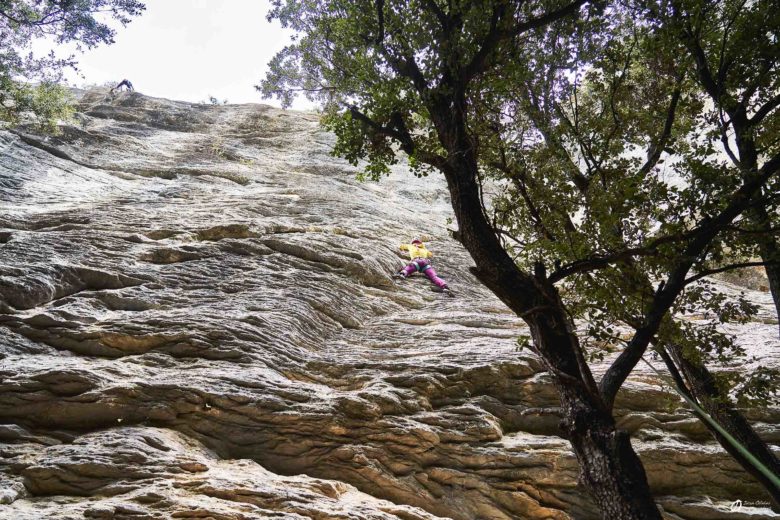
[41,0,307,108]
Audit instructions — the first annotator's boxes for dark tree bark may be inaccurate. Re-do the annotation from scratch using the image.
[347,3,780,516]
[749,202,780,337]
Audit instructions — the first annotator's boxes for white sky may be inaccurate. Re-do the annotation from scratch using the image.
[39,0,308,108]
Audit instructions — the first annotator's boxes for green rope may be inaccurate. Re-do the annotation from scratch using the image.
[641,357,780,491]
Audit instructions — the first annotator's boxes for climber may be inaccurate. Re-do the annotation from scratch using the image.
[110,79,134,93]
[393,238,453,296]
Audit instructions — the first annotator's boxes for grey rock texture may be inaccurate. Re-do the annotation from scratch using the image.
[0,88,778,519]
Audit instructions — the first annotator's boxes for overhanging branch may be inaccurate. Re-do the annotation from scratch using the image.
[639,83,682,176]
[348,106,446,169]
[463,0,591,82]
[548,231,696,283]
[684,261,771,284]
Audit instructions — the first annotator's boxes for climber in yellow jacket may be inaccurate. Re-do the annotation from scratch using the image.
[394,239,452,296]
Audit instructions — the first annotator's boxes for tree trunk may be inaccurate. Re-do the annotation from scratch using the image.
[563,395,661,520]
[764,259,780,337]
[749,203,780,337]
[524,303,662,520]
[435,133,661,518]
[666,344,780,510]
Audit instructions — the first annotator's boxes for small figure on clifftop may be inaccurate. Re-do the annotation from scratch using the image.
[393,239,453,297]
[110,79,134,93]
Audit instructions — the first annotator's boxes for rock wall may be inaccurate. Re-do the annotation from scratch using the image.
[0,89,778,520]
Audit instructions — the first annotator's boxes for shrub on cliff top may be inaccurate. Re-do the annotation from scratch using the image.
[0,0,145,131]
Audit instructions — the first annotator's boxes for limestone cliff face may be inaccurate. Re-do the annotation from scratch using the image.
[0,89,778,520]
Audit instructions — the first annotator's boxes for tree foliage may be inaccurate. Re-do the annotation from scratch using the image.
[0,0,145,131]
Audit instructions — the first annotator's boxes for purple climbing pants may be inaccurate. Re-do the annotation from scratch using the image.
[400,258,448,289]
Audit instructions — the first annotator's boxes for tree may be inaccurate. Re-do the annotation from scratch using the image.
[0,0,145,131]
[260,1,780,517]
[642,0,780,504]
[504,0,780,506]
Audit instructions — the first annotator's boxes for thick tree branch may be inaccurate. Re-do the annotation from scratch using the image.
[548,237,682,284]
[749,93,780,127]
[365,26,430,95]
[678,14,761,170]
[462,3,507,81]
[684,261,771,285]
[655,347,696,401]
[681,19,721,102]
[348,106,446,168]
[714,0,745,91]
[422,0,448,30]
[512,0,590,36]
[374,0,385,43]
[462,0,590,82]
[740,56,774,110]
